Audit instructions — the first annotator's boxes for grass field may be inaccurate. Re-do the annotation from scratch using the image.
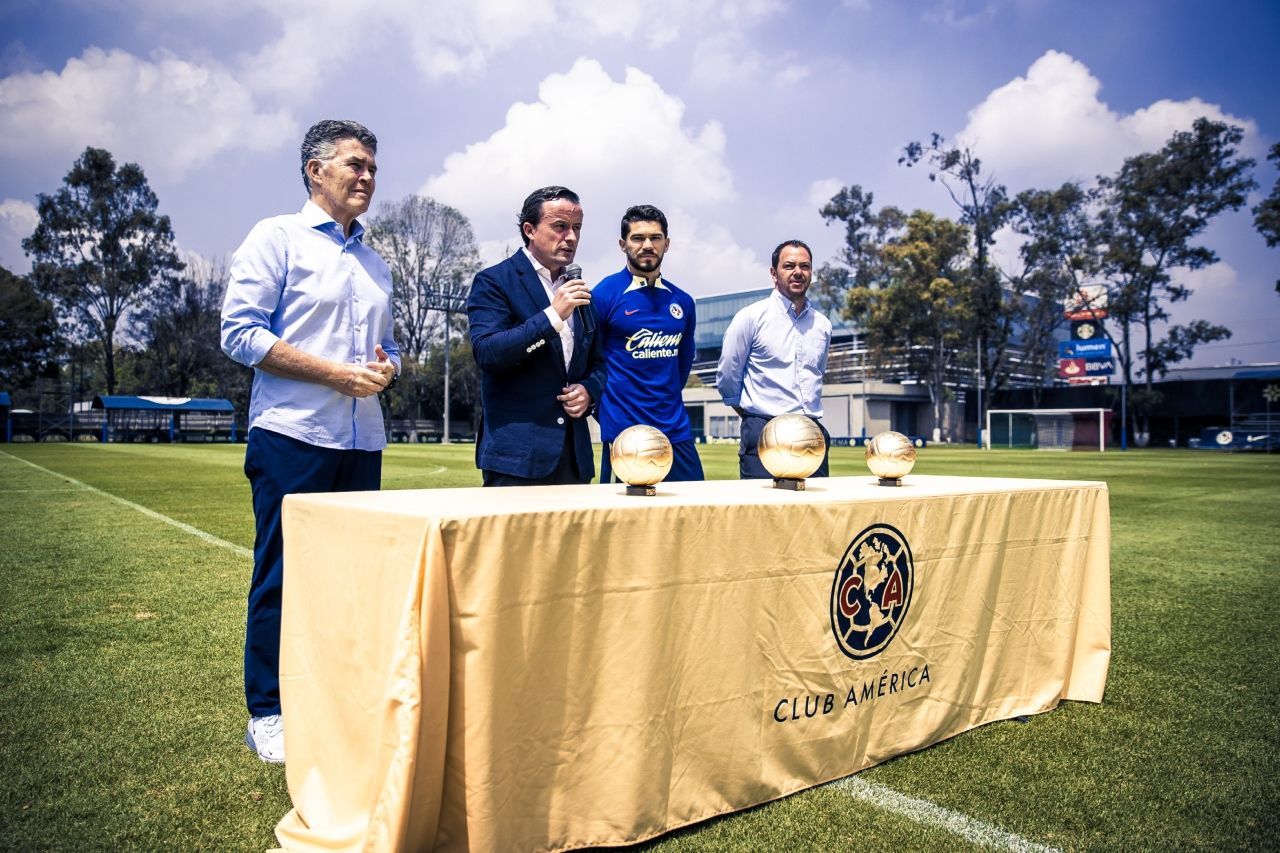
[1,442,1277,852]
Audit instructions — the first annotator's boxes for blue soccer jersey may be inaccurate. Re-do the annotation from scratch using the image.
[593,269,697,443]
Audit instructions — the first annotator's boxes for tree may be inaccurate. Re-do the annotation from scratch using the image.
[1253,141,1280,295]
[0,265,64,393]
[133,256,251,410]
[844,210,974,441]
[1006,183,1101,404]
[1095,118,1255,440]
[900,135,1015,394]
[814,185,905,318]
[22,147,183,394]
[1254,142,1280,247]
[366,196,480,438]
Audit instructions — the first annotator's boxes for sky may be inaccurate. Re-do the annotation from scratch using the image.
[1,0,1277,367]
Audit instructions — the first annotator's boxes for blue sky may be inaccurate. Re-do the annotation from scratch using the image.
[2,0,1277,367]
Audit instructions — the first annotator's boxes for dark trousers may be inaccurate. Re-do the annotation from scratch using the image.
[600,437,705,483]
[243,428,381,716]
[738,413,830,480]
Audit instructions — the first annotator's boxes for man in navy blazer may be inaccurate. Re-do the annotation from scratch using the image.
[467,186,607,486]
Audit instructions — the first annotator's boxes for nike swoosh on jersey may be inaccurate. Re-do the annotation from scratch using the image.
[624,308,641,315]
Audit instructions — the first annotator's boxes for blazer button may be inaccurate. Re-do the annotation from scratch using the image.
[557,417,565,425]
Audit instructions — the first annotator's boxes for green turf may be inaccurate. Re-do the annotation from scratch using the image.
[1,443,1276,851]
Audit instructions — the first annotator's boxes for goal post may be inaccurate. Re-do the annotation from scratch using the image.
[984,408,1111,452]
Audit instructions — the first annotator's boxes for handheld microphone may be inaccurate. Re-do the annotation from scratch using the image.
[564,264,594,334]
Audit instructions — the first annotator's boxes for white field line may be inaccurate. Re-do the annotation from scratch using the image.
[833,776,1061,853]
[1,450,253,560]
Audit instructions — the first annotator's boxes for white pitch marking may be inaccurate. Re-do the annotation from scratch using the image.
[833,776,1061,853]
[0,450,253,560]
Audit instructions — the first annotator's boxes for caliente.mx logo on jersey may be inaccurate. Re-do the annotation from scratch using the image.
[830,523,914,659]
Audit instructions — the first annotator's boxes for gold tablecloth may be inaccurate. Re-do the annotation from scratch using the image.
[275,475,1110,851]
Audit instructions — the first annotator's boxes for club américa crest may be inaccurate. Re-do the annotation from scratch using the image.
[830,523,914,659]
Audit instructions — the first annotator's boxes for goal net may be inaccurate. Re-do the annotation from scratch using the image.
[984,408,1111,452]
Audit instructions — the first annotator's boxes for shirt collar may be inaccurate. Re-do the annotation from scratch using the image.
[521,246,561,285]
[301,200,364,242]
[623,271,669,293]
[770,287,809,319]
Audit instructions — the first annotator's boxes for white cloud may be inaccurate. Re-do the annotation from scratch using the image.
[234,0,797,98]
[424,59,734,235]
[923,0,998,28]
[956,50,1260,189]
[663,217,767,296]
[0,198,38,274]
[689,29,809,91]
[424,59,761,296]
[0,47,296,181]
[808,178,844,208]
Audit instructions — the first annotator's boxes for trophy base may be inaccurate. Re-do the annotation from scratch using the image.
[877,477,902,487]
[773,477,806,491]
[625,484,657,497]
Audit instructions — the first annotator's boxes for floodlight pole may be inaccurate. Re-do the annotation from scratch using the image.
[425,288,467,445]
[976,336,984,449]
[442,307,452,445]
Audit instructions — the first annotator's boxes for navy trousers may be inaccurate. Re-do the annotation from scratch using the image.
[600,437,705,484]
[738,413,830,480]
[243,428,381,716]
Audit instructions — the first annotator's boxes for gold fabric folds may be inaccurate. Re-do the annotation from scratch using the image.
[275,475,1110,852]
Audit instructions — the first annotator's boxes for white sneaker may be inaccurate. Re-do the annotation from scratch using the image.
[246,714,285,764]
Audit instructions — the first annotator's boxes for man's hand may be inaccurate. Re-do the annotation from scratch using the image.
[258,340,392,398]
[557,383,592,419]
[332,344,396,397]
[365,344,396,387]
[330,363,390,398]
[551,278,591,321]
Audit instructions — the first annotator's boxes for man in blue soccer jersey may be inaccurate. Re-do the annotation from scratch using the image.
[593,205,704,482]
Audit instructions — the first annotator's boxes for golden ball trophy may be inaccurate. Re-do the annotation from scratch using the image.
[865,431,917,486]
[610,424,673,496]
[758,413,826,490]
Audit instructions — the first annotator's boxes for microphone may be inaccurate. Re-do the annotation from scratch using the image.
[564,263,594,334]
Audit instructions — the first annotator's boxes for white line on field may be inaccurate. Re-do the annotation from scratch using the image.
[833,776,1060,852]
[0,450,253,561]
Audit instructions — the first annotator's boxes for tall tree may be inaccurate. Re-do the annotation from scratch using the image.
[814,185,905,318]
[134,256,251,409]
[1006,182,1101,403]
[22,147,183,393]
[1254,142,1280,247]
[366,195,480,435]
[1253,141,1280,295]
[1095,118,1255,439]
[900,135,1015,394]
[0,264,64,393]
[844,210,973,441]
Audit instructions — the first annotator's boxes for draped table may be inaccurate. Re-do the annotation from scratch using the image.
[274,475,1110,851]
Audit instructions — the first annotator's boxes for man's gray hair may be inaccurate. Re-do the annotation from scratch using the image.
[300,119,378,194]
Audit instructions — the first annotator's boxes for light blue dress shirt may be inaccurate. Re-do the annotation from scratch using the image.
[221,201,400,451]
[716,288,832,418]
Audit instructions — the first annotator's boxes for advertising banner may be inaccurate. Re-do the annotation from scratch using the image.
[1072,320,1105,340]
[1064,284,1108,321]
[1060,340,1113,359]
[1059,358,1086,379]
[1084,358,1115,375]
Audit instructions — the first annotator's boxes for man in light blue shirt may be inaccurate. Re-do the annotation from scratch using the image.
[716,240,832,479]
[221,119,400,763]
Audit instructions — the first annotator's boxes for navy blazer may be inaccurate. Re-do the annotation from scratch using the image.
[467,250,607,480]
